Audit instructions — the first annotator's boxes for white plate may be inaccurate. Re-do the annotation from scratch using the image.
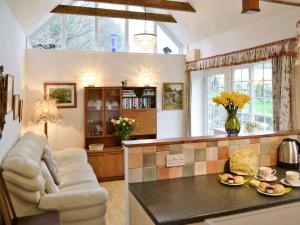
[220,179,248,186]
[256,188,286,197]
[255,175,277,182]
[280,179,300,187]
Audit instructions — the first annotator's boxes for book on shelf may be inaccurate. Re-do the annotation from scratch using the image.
[123,97,154,109]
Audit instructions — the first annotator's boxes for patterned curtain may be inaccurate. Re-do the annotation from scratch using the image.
[185,71,192,137]
[272,56,296,131]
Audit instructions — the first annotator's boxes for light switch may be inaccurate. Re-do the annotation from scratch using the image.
[166,154,185,168]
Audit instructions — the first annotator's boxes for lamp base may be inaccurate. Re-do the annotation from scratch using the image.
[44,122,48,137]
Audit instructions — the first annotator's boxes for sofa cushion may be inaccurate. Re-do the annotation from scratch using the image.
[59,181,100,193]
[41,161,59,194]
[2,170,45,192]
[2,132,47,178]
[5,181,41,204]
[42,145,60,185]
[53,148,88,167]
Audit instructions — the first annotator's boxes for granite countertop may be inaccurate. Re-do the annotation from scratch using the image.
[129,167,300,225]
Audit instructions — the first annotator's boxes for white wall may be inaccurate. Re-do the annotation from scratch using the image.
[25,50,186,150]
[0,0,25,163]
[189,9,300,129]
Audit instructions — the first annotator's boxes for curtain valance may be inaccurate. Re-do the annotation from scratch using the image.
[186,38,298,72]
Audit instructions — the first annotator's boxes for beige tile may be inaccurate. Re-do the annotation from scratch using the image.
[128,153,143,169]
[206,161,218,174]
[260,155,271,167]
[143,146,156,153]
[218,160,228,173]
[260,137,272,143]
[251,144,260,155]
[184,149,195,163]
[206,147,218,161]
[239,139,250,145]
[195,162,207,176]
[128,147,142,153]
[157,166,170,180]
[194,142,207,149]
[156,151,168,166]
[169,144,183,151]
[128,168,143,183]
[218,140,229,147]
[239,145,251,150]
[156,145,169,152]
[169,166,182,179]
[229,145,239,155]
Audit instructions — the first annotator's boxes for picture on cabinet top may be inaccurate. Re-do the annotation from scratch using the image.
[162,83,183,110]
[5,74,14,113]
[44,83,77,108]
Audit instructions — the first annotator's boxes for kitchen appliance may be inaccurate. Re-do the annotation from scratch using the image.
[278,138,300,169]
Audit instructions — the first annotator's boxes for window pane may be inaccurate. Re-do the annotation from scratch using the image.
[98,3,126,52]
[66,14,95,50]
[29,16,62,49]
[157,25,179,54]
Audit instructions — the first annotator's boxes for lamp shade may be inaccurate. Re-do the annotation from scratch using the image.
[32,99,61,123]
[134,33,157,51]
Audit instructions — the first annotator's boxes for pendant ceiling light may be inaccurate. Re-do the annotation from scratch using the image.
[134,4,157,51]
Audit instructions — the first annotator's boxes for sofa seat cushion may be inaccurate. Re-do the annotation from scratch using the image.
[58,163,97,189]
[2,132,47,178]
[53,148,87,167]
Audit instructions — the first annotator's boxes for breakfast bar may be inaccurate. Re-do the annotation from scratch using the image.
[129,167,300,225]
[123,131,300,225]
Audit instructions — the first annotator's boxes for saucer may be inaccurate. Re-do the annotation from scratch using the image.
[280,179,300,187]
[255,174,277,182]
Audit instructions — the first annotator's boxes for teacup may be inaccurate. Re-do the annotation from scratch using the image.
[259,167,276,179]
[286,171,300,185]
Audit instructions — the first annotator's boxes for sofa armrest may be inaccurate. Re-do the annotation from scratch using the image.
[39,188,108,211]
[53,148,87,166]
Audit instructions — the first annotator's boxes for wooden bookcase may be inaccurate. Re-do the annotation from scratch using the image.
[84,86,157,181]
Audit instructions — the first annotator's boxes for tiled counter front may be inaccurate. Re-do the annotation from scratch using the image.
[124,132,300,183]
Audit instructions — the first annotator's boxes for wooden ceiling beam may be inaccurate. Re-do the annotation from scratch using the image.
[260,0,300,7]
[77,0,196,12]
[51,5,177,23]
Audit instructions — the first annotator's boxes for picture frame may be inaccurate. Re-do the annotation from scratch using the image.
[162,83,183,110]
[5,74,14,113]
[44,83,77,108]
[19,99,23,122]
[0,65,6,140]
[13,95,20,120]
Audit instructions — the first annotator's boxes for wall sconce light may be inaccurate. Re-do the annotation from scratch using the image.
[82,75,97,87]
[242,0,260,14]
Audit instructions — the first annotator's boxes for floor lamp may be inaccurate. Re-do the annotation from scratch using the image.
[32,99,61,137]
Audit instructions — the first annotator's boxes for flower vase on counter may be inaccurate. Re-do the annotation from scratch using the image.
[213,91,250,137]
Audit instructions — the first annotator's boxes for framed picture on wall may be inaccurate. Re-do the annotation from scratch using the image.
[13,95,20,120]
[44,83,77,108]
[5,74,14,113]
[162,83,183,110]
[19,99,23,122]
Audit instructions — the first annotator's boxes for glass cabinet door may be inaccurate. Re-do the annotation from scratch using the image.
[105,88,121,135]
[86,88,103,137]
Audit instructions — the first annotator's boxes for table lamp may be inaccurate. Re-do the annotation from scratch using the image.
[32,99,61,137]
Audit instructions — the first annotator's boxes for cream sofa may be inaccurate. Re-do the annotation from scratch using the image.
[1,132,108,225]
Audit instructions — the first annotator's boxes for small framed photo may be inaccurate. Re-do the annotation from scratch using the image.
[13,95,20,120]
[44,83,77,108]
[5,74,14,113]
[162,83,183,110]
[19,99,23,122]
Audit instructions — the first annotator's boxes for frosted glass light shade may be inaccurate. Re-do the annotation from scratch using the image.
[32,99,61,123]
[134,33,157,51]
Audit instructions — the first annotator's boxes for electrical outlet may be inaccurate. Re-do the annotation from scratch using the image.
[166,154,185,168]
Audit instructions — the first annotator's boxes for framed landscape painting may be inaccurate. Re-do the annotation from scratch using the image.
[44,83,77,108]
[162,83,183,110]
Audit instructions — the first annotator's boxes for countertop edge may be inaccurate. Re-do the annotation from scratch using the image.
[122,130,300,147]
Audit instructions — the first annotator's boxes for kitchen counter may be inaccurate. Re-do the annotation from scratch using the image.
[129,167,300,225]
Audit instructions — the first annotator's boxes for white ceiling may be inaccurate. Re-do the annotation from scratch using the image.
[5,0,300,44]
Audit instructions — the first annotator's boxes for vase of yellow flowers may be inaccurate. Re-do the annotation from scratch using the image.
[213,91,250,136]
[111,117,135,141]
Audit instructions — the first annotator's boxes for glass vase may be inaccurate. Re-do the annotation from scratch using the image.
[225,110,240,136]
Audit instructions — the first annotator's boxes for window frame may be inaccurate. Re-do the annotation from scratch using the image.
[203,60,273,135]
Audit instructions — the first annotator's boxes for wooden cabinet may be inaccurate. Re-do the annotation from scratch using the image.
[123,109,157,135]
[87,147,124,181]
